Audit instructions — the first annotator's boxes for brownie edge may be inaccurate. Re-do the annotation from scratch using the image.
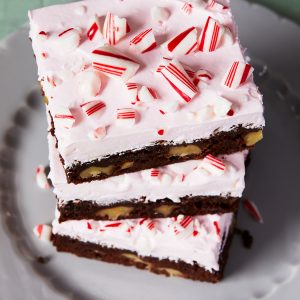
[51,213,237,283]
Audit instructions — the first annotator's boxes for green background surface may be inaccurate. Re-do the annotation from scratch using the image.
[0,0,299,40]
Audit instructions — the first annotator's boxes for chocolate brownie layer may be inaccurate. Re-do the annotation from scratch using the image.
[58,195,239,222]
[49,113,262,184]
[52,213,236,283]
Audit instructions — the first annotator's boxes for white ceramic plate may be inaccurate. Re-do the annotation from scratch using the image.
[1,1,300,299]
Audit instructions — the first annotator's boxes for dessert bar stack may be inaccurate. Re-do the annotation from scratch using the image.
[29,0,264,282]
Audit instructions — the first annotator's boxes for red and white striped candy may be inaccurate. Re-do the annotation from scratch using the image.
[206,0,229,12]
[33,224,52,242]
[173,215,194,237]
[92,45,140,82]
[130,28,157,54]
[144,168,161,183]
[88,126,107,140]
[103,11,130,45]
[57,28,81,52]
[213,96,232,117]
[223,61,254,88]
[157,57,195,79]
[87,15,102,42]
[203,154,226,175]
[36,165,50,190]
[243,199,263,223]
[77,70,101,98]
[125,82,139,104]
[151,6,170,24]
[80,100,106,121]
[147,220,156,231]
[198,17,224,52]
[193,69,213,86]
[137,86,158,103]
[181,2,193,15]
[116,108,136,127]
[164,27,198,56]
[54,106,75,129]
[159,59,198,103]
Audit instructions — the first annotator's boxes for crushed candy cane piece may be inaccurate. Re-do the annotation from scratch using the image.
[159,59,198,103]
[223,61,254,88]
[33,224,52,242]
[181,2,193,15]
[202,154,226,175]
[207,0,229,12]
[198,17,224,52]
[213,96,232,117]
[103,12,130,45]
[138,86,158,103]
[87,15,102,42]
[36,165,50,190]
[130,28,157,54]
[243,199,263,223]
[125,82,139,104]
[77,70,102,98]
[116,108,136,127]
[54,106,75,129]
[92,45,140,82]
[164,27,198,56]
[57,28,81,52]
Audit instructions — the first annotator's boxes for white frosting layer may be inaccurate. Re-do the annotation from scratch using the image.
[29,0,264,167]
[52,212,234,272]
[48,134,246,204]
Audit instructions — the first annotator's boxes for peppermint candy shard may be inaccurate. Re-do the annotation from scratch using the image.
[125,82,139,104]
[88,126,107,140]
[36,165,50,190]
[33,224,52,242]
[92,45,140,82]
[213,221,221,236]
[77,70,102,98]
[203,154,226,175]
[159,59,198,103]
[174,215,193,237]
[57,28,81,52]
[198,17,224,52]
[80,100,106,118]
[151,169,160,177]
[130,28,157,54]
[138,86,158,103]
[181,2,193,15]
[213,96,232,117]
[223,61,254,88]
[243,199,263,223]
[103,12,130,45]
[116,108,136,127]
[164,27,198,56]
[151,6,170,24]
[207,0,229,12]
[54,106,75,129]
[87,15,102,41]
[193,69,213,86]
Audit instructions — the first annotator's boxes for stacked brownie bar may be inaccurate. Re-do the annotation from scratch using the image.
[29,0,264,282]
